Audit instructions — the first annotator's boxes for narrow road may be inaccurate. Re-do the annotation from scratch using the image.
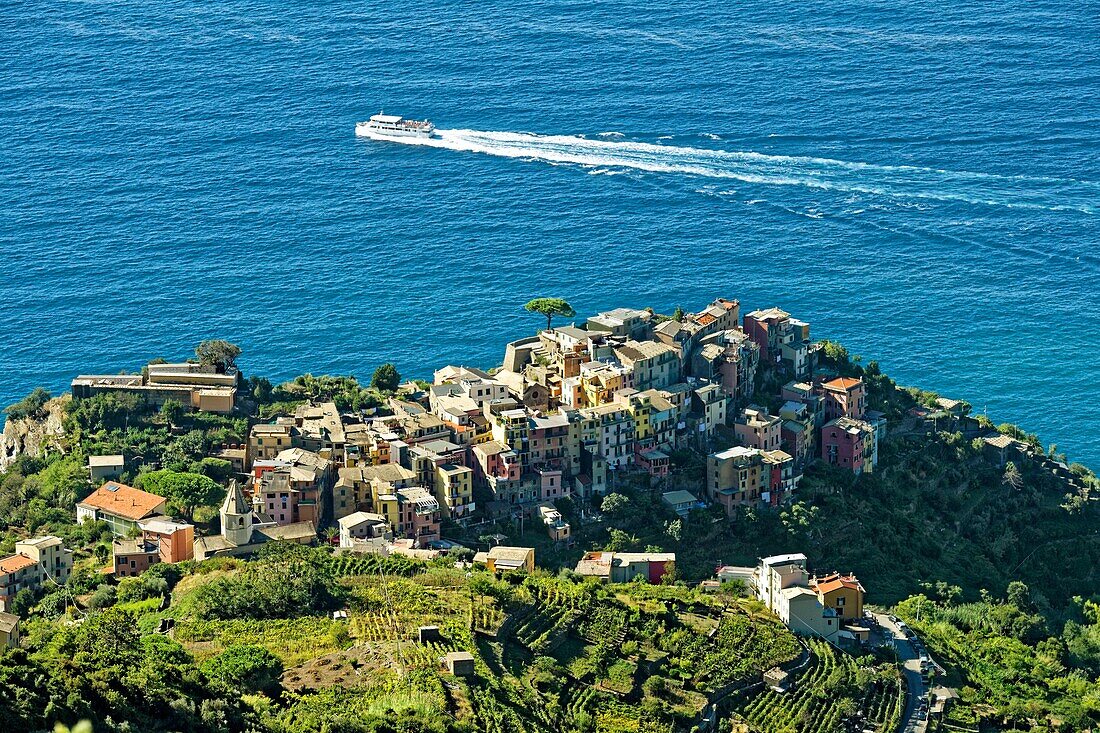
[873,613,927,733]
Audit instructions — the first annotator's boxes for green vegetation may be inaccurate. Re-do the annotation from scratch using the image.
[371,363,401,393]
[2,333,1099,731]
[0,607,250,732]
[524,297,576,332]
[195,339,242,372]
[726,638,902,733]
[4,387,52,420]
[139,470,222,520]
[266,373,384,413]
[896,586,1100,729]
[0,546,809,733]
[202,644,284,694]
[189,544,343,621]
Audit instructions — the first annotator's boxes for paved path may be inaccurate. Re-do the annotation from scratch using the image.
[873,613,927,733]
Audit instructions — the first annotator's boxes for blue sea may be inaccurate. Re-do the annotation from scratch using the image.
[2,1,1098,466]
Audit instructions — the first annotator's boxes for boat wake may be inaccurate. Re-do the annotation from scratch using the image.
[374,128,1100,215]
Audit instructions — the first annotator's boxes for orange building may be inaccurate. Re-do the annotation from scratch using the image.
[113,518,194,577]
[811,572,865,620]
[820,377,866,421]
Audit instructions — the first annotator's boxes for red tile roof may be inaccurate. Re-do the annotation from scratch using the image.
[824,377,862,391]
[79,482,166,521]
[812,572,864,594]
[0,554,36,574]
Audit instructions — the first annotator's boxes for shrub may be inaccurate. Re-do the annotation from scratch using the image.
[88,584,118,611]
[192,545,340,620]
[202,644,284,694]
[4,388,51,420]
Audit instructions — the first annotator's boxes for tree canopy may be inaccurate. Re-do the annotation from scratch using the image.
[370,363,401,393]
[140,470,222,520]
[160,398,186,429]
[601,492,630,516]
[524,297,576,332]
[3,388,51,421]
[278,374,382,412]
[202,644,284,694]
[195,339,241,373]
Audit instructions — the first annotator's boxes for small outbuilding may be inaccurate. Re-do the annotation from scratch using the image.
[444,651,476,677]
[764,666,790,692]
[419,625,442,643]
[0,612,20,649]
[88,455,125,483]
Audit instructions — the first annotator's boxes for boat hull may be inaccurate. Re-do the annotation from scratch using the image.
[355,122,436,139]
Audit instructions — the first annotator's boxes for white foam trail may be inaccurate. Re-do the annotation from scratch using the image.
[373,129,1100,214]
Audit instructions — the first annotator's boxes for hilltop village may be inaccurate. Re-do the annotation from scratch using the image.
[1,297,1097,733]
[0,297,1049,620]
[20,300,891,570]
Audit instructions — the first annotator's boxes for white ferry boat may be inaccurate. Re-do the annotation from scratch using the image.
[355,113,436,139]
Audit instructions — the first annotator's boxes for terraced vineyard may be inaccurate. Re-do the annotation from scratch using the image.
[729,639,903,733]
[510,577,595,652]
[328,552,422,578]
[163,557,888,733]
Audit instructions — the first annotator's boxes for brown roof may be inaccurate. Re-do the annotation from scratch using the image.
[983,434,1018,449]
[0,611,18,633]
[812,572,864,594]
[79,482,165,521]
[824,377,862,391]
[0,554,36,573]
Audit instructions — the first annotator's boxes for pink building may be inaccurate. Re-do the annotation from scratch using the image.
[762,450,797,506]
[254,472,299,525]
[472,441,522,483]
[536,466,566,500]
[733,406,782,451]
[636,447,671,478]
[396,487,442,545]
[529,413,570,466]
[820,377,866,421]
[743,307,792,359]
[821,418,865,473]
[743,308,811,377]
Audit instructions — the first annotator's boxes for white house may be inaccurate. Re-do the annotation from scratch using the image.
[337,511,391,548]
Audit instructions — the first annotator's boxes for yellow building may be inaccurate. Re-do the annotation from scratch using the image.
[618,390,653,442]
[474,546,535,574]
[707,446,766,516]
[435,463,474,518]
[336,463,417,510]
[811,573,865,620]
[579,361,629,407]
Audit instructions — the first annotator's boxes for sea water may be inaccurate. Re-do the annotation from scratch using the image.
[1,0,1098,464]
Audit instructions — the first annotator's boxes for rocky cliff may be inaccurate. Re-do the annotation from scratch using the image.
[0,396,69,472]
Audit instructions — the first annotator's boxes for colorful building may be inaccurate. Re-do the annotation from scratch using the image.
[821,417,875,474]
[113,518,194,577]
[820,377,866,421]
[76,481,168,536]
[811,572,865,620]
[734,406,783,451]
[707,446,765,514]
[743,308,811,378]
[574,552,675,583]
